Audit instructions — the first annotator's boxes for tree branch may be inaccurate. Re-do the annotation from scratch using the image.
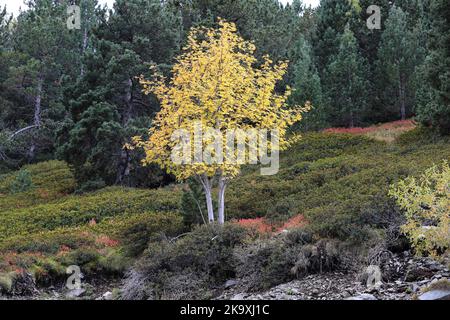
[9,125,39,140]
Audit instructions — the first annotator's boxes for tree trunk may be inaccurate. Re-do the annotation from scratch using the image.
[28,73,43,161]
[116,78,134,184]
[349,110,354,128]
[34,74,43,127]
[199,175,215,223]
[217,176,227,225]
[116,147,132,185]
[399,75,406,120]
[80,27,88,76]
[123,78,133,124]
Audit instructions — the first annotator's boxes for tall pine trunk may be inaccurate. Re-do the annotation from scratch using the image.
[399,74,406,120]
[116,78,133,184]
[80,27,88,76]
[28,73,43,161]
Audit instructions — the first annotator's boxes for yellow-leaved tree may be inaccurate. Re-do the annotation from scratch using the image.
[131,20,308,224]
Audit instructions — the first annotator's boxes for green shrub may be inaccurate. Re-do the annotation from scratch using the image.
[118,211,183,257]
[0,160,76,211]
[0,272,15,293]
[389,161,450,258]
[9,169,33,194]
[0,186,181,241]
[122,223,250,300]
[227,131,450,242]
[234,229,344,291]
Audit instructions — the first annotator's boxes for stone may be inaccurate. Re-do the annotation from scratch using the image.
[410,283,420,293]
[231,293,246,300]
[418,290,450,301]
[102,291,113,300]
[405,265,434,282]
[345,293,377,301]
[66,288,86,298]
[224,279,238,289]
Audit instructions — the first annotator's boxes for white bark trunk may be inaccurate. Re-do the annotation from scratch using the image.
[199,175,215,223]
[28,74,43,161]
[80,27,88,76]
[217,176,227,225]
[34,74,43,127]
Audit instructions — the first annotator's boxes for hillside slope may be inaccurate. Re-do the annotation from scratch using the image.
[0,125,449,298]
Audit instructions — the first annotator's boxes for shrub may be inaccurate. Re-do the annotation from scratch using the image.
[9,169,33,194]
[122,223,249,300]
[0,160,76,211]
[118,212,183,257]
[234,229,345,291]
[227,130,450,242]
[75,179,106,194]
[0,187,181,241]
[0,211,182,283]
[180,179,207,229]
[389,161,450,258]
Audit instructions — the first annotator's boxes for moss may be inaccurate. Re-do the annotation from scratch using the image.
[0,272,16,293]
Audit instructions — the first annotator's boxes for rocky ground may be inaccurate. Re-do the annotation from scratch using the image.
[218,251,450,301]
[1,251,449,300]
[0,278,121,301]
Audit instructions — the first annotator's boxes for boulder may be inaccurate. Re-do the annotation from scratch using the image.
[345,293,377,300]
[224,279,238,289]
[418,290,450,300]
[66,288,86,298]
[102,291,113,300]
[405,265,435,282]
[231,293,247,300]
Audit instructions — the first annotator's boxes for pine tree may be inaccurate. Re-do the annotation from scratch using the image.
[57,0,180,187]
[418,0,450,134]
[290,36,324,129]
[325,26,369,128]
[3,0,80,162]
[314,0,360,75]
[376,6,420,121]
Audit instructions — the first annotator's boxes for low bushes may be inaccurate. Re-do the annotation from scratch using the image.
[0,211,183,287]
[226,129,450,242]
[390,161,450,258]
[234,229,346,291]
[0,160,76,211]
[121,223,250,300]
[0,186,181,241]
[121,225,350,299]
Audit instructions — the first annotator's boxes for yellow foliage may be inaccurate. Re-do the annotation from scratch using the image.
[389,161,450,258]
[133,19,308,181]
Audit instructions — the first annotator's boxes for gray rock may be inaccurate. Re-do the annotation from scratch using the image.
[66,288,86,298]
[345,293,377,301]
[231,293,246,300]
[410,283,420,293]
[102,291,113,300]
[418,290,450,301]
[224,279,238,289]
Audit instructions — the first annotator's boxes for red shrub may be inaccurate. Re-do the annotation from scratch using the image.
[324,120,416,135]
[95,235,119,247]
[235,214,306,235]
